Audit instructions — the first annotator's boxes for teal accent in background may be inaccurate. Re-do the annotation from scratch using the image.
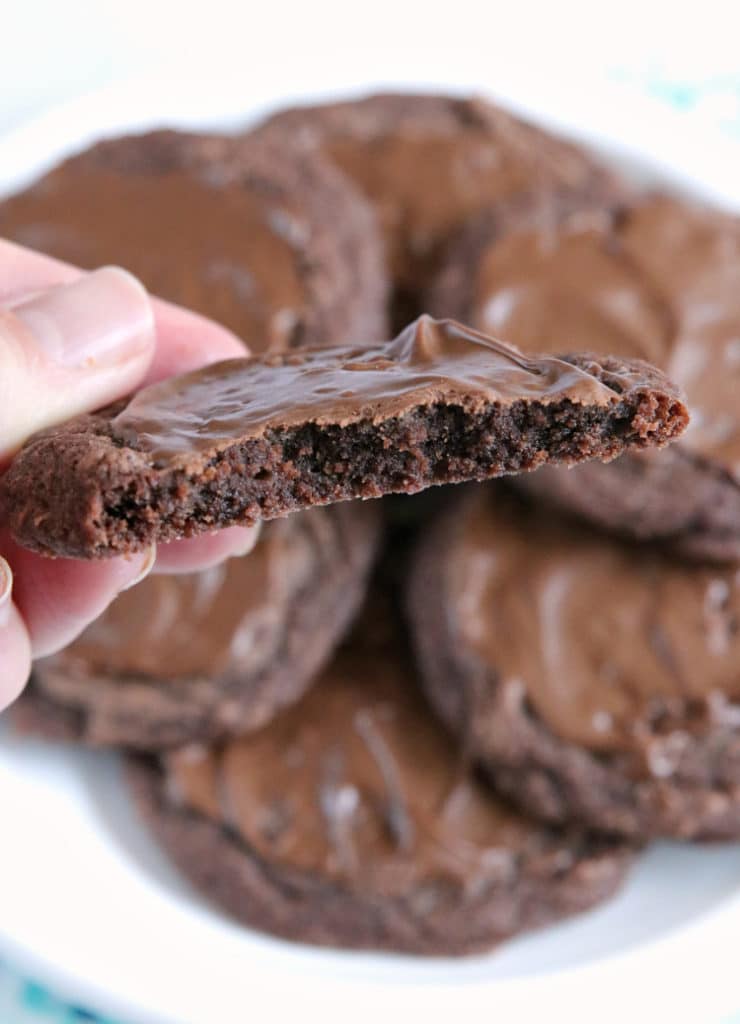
[608,67,740,136]
[0,961,120,1024]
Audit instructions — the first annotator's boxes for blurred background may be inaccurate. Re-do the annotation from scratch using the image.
[2,0,740,212]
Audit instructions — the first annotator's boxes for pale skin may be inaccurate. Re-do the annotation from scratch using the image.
[0,240,260,709]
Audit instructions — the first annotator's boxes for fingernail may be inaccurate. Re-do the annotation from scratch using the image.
[13,266,154,370]
[120,545,157,592]
[0,557,13,626]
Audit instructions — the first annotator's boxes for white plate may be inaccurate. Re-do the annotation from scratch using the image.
[2,75,740,1024]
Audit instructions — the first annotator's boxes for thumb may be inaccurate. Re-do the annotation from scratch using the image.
[0,267,155,464]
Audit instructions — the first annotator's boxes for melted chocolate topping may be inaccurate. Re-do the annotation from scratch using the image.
[113,316,629,462]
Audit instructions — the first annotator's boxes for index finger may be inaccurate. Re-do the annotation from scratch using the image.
[0,239,247,381]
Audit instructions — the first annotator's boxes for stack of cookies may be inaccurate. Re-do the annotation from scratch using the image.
[1,92,737,957]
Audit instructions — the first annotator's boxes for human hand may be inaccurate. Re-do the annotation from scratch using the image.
[0,240,260,710]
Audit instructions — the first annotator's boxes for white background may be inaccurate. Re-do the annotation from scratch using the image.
[2,1,740,210]
[1,1,739,134]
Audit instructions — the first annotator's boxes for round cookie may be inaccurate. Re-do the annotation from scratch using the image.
[258,93,622,318]
[15,503,381,749]
[129,609,632,955]
[408,485,740,840]
[0,129,388,352]
[429,193,740,561]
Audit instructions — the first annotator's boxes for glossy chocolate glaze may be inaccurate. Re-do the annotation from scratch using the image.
[113,316,629,461]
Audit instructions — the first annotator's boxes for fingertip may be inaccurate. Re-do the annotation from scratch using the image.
[99,264,154,322]
[153,524,262,574]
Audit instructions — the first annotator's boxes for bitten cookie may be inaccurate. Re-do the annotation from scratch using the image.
[408,485,740,840]
[430,193,740,560]
[258,92,622,317]
[14,502,380,749]
[0,317,687,559]
[129,604,633,955]
[0,129,388,352]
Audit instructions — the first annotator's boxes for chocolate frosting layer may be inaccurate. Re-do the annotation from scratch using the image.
[457,196,740,477]
[449,489,740,752]
[113,316,630,462]
[164,621,578,893]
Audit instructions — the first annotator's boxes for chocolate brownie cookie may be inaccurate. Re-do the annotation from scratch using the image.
[14,502,380,749]
[1,316,687,559]
[408,485,740,840]
[0,130,388,352]
[258,93,622,319]
[129,606,633,954]
[430,194,740,560]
